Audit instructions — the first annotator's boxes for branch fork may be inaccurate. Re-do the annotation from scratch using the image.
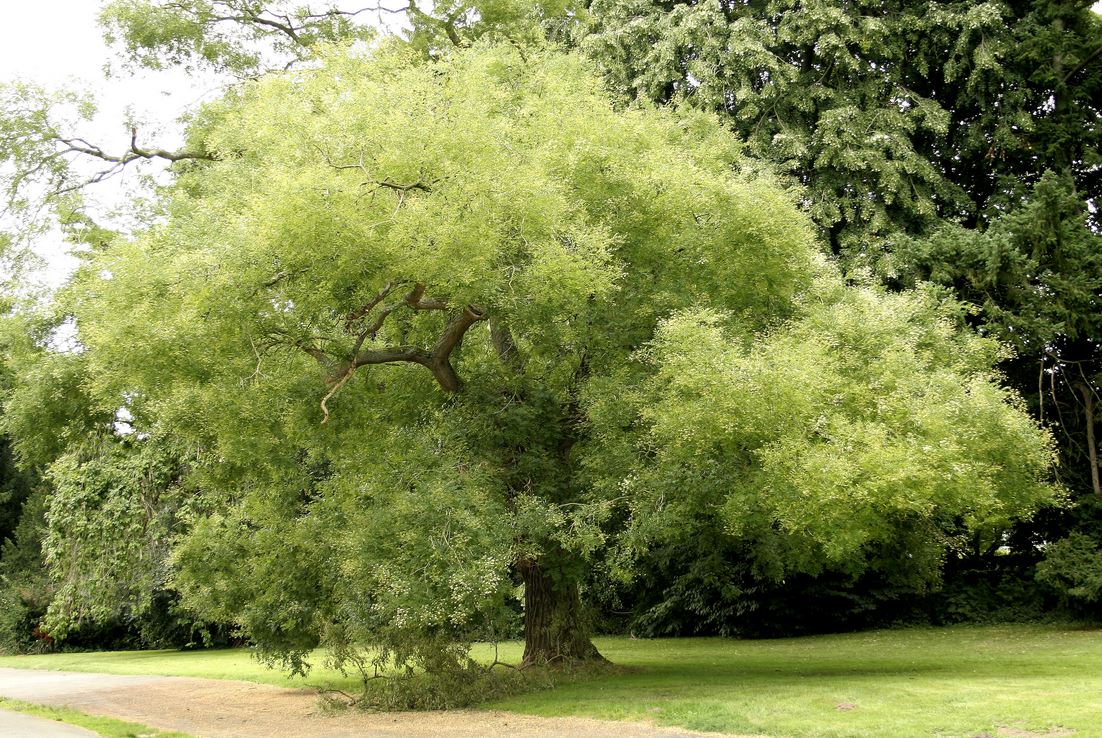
[310,282,487,422]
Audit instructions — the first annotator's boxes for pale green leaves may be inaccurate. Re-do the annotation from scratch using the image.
[594,274,1059,579]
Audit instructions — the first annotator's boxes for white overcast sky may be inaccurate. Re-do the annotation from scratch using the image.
[2,1,1101,287]
[1,2,227,287]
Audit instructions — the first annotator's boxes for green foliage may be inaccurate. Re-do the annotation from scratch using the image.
[0,587,33,654]
[40,437,187,641]
[897,168,1102,508]
[63,41,818,672]
[897,171,1102,355]
[586,274,1058,588]
[1036,531,1102,612]
[0,83,98,255]
[2,351,106,472]
[0,487,52,654]
[577,0,981,256]
[0,440,35,555]
[928,564,1051,626]
[1006,0,1102,226]
[1,21,1059,674]
[576,0,1102,258]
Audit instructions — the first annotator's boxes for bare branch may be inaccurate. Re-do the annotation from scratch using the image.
[55,129,217,169]
[128,127,217,162]
[206,11,301,44]
[298,6,381,21]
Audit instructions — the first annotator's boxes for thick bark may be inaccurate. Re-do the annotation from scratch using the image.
[519,559,605,667]
[425,305,485,392]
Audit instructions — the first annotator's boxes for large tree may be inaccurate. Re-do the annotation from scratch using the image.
[14,38,1052,679]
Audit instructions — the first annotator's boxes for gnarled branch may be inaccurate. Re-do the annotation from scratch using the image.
[426,305,487,392]
[319,300,487,421]
[339,304,486,393]
[262,279,489,421]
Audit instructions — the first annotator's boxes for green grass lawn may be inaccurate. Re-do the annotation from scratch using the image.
[2,625,1100,737]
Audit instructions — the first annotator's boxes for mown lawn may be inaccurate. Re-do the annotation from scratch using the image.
[495,625,1102,737]
[2,624,1099,737]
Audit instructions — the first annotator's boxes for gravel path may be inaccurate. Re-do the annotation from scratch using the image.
[0,667,742,738]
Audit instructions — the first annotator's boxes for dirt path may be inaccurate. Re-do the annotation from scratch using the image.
[0,668,743,738]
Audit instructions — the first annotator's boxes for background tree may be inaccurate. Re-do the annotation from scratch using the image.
[0,301,228,652]
[0,333,48,654]
[97,0,581,75]
[576,0,1101,254]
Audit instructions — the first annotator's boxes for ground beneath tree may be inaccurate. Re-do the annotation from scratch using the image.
[0,668,747,738]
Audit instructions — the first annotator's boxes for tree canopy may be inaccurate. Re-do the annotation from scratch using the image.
[0,37,1050,680]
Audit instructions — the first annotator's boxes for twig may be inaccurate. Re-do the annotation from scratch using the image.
[320,364,357,424]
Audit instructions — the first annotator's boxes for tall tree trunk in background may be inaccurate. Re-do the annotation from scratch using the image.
[1075,381,1101,496]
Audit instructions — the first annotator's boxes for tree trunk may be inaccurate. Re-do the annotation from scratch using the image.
[1075,381,1101,496]
[519,559,605,666]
